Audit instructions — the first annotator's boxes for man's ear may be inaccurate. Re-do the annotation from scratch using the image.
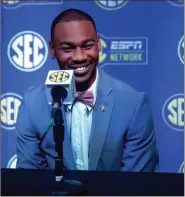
[49,40,55,59]
[96,34,101,52]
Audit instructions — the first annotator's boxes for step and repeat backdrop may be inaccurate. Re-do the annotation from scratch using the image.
[1,0,184,173]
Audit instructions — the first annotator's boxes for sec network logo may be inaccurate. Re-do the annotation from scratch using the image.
[178,35,184,65]
[2,0,63,9]
[94,0,128,10]
[168,0,184,7]
[162,93,184,132]
[99,37,107,63]
[8,31,48,72]
[7,154,17,168]
[98,33,148,67]
[0,93,22,130]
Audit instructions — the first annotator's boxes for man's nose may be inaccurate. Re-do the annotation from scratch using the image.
[72,48,87,62]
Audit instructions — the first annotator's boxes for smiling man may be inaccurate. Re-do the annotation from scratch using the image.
[49,12,100,92]
[16,9,159,172]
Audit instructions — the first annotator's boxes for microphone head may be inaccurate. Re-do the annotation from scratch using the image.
[50,86,68,102]
[45,70,76,105]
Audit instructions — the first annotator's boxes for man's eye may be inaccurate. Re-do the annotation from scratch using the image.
[84,44,94,49]
[61,48,73,52]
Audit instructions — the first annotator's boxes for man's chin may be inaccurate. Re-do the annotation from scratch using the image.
[75,76,88,85]
[74,67,97,90]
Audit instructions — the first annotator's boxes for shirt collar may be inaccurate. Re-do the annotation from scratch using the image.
[67,68,99,111]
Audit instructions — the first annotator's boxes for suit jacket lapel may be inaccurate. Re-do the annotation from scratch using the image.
[89,69,115,170]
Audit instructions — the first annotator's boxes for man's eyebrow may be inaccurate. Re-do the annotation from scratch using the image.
[59,41,74,46]
[82,38,96,44]
[59,38,96,46]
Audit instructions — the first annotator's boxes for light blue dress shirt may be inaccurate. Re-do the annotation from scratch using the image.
[66,69,99,170]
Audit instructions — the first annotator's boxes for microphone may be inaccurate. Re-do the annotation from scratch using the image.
[44,70,87,195]
[45,70,76,106]
[50,85,68,103]
[50,86,67,118]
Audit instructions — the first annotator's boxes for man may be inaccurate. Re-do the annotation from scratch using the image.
[16,9,159,171]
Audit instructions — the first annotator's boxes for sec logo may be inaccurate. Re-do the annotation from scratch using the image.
[162,93,184,132]
[49,71,70,83]
[94,0,128,10]
[168,0,184,7]
[178,35,184,65]
[2,0,19,4]
[2,0,63,9]
[7,31,48,72]
[7,154,17,168]
[0,93,22,130]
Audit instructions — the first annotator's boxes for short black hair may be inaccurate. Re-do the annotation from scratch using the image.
[51,8,97,41]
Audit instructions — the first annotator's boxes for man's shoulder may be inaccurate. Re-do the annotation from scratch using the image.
[98,68,146,101]
[23,84,46,102]
[106,75,149,115]
[111,76,134,91]
[26,84,45,92]
[106,72,144,98]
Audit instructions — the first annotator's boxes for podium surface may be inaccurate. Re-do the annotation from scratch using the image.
[1,168,184,196]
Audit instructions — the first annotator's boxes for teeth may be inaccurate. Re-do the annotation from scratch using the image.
[76,67,86,71]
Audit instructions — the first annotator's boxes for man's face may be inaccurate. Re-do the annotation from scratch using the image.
[49,20,101,88]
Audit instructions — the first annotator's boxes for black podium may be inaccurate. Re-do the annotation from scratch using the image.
[1,168,184,196]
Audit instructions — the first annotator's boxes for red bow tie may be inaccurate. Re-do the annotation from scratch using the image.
[74,90,94,107]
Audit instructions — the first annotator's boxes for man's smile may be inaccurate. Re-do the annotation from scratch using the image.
[69,64,91,76]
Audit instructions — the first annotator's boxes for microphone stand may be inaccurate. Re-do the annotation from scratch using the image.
[52,103,65,182]
[51,101,87,196]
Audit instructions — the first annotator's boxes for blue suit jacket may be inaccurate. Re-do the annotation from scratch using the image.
[16,68,159,171]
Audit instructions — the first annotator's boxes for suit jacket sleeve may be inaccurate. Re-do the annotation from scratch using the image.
[16,89,49,169]
[121,93,159,172]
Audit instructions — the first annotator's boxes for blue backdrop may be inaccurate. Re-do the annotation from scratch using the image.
[1,0,184,173]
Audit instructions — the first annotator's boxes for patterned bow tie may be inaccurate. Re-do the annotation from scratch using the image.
[74,90,94,107]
